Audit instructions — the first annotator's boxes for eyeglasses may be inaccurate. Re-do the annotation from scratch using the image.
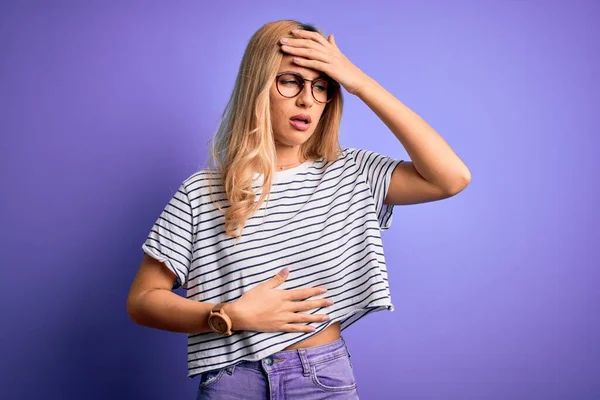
[275,72,338,104]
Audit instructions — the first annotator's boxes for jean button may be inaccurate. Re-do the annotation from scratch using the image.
[265,357,273,365]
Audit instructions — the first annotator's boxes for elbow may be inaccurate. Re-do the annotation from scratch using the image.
[127,289,155,326]
[126,294,142,324]
[443,170,471,196]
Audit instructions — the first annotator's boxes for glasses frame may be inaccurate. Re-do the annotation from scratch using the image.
[275,72,339,104]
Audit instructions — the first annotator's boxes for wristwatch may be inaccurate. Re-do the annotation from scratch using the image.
[208,302,234,336]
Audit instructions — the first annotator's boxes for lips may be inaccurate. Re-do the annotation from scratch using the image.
[289,114,311,131]
[289,120,309,131]
[290,114,311,124]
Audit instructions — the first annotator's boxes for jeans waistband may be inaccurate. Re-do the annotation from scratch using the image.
[230,336,350,373]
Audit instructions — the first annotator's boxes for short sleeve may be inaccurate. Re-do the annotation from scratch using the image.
[348,147,404,230]
[142,182,194,290]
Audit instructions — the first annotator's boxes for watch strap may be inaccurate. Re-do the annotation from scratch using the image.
[212,302,226,313]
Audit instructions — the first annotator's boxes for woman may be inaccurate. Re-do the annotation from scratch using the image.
[127,19,470,399]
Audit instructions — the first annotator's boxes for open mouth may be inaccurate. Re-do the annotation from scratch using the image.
[289,115,311,131]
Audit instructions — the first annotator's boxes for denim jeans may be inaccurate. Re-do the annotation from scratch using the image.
[196,336,360,399]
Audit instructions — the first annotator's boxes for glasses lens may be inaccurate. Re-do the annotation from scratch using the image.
[312,78,333,103]
[277,74,303,98]
[277,74,336,103]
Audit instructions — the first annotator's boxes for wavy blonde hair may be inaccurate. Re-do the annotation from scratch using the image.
[207,20,344,243]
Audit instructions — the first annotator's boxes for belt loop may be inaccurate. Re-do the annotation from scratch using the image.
[341,336,352,358]
[225,363,236,375]
[297,349,310,377]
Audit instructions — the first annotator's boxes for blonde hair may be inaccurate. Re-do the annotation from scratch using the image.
[207,20,344,243]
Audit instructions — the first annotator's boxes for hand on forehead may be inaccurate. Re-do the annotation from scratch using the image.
[279,55,324,80]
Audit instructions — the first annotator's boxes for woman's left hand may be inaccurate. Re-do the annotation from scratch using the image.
[279,29,372,96]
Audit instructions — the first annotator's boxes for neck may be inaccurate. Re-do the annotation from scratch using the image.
[274,140,304,167]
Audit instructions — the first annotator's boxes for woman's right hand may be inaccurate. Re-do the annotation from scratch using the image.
[226,267,333,333]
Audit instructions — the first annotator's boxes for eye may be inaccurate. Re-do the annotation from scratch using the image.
[313,80,329,92]
[281,80,300,86]
[279,74,302,87]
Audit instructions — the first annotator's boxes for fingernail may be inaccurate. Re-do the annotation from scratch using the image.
[291,29,299,34]
[280,37,288,43]
[326,299,334,306]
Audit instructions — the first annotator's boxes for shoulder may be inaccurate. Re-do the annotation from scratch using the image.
[341,146,355,157]
[341,147,399,167]
[167,168,222,205]
[340,147,381,163]
[342,146,386,159]
[181,168,221,189]
[339,147,385,170]
[337,146,362,163]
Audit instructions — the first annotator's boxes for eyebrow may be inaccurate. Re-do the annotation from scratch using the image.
[279,70,328,80]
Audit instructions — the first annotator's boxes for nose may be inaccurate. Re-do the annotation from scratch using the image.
[296,83,314,107]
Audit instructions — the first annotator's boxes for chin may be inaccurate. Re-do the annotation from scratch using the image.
[276,130,315,146]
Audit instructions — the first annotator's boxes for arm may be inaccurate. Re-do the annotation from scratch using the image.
[355,76,471,200]
[126,254,243,334]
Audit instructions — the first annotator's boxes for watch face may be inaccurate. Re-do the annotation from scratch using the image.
[209,315,227,333]
[214,318,227,332]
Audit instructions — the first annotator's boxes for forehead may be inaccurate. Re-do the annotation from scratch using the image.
[278,55,323,79]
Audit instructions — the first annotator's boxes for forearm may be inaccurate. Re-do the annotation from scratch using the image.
[355,76,471,193]
[128,289,241,334]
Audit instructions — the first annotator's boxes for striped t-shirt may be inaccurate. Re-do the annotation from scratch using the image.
[141,146,404,378]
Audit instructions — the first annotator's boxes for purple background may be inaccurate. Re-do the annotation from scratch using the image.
[1,1,598,399]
